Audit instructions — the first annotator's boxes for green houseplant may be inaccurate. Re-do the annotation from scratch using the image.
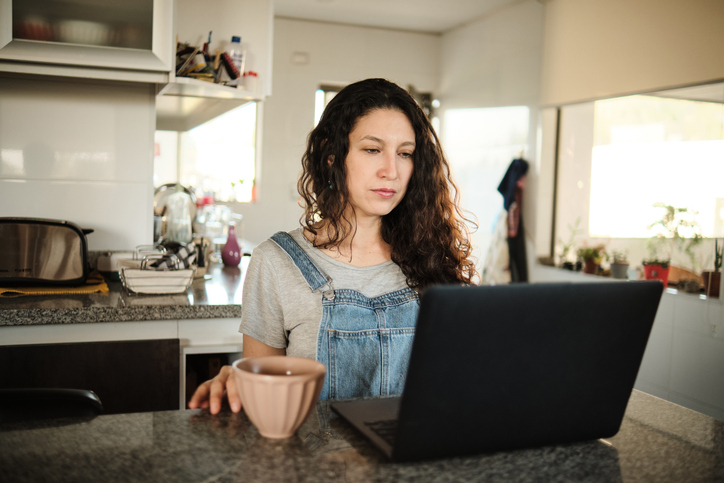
[644,203,703,286]
[702,239,722,298]
[557,218,582,270]
[577,244,607,274]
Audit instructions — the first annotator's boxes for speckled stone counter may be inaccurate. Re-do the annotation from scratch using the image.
[0,390,722,482]
[0,258,249,327]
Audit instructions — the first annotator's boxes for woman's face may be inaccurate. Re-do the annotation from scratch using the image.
[343,108,415,224]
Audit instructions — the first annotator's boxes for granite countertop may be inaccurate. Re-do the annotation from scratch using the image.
[0,257,250,327]
[0,390,722,482]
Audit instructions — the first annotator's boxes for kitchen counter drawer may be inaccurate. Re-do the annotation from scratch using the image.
[0,339,179,414]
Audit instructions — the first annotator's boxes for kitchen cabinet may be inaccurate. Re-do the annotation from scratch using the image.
[0,339,180,414]
[156,0,273,131]
[1,317,245,413]
[0,0,173,83]
[156,76,259,131]
[0,0,273,130]
[182,345,242,408]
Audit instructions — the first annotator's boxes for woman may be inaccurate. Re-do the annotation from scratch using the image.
[189,78,477,414]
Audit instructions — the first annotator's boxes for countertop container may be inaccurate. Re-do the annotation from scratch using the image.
[119,255,194,295]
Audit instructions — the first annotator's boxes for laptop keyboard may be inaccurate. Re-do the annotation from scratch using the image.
[364,419,398,446]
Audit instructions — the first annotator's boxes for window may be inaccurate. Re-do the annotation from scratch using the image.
[590,95,724,238]
[553,83,724,269]
[314,85,341,125]
[154,102,258,202]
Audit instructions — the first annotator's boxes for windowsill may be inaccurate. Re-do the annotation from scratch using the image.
[532,264,722,302]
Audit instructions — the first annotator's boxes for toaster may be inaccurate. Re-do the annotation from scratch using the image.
[0,217,93,286]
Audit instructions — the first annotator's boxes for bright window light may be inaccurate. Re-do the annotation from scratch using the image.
[178,102,257,202]
[589,95,724,238]
[314,87,339,126]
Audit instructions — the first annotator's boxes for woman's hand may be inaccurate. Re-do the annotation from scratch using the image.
[187,335,285,414]
[188,365,242,414]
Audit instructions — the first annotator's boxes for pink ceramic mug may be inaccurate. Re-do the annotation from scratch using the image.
[231,356,326,439]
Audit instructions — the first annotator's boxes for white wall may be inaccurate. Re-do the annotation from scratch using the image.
[541,0,724,106]
[0,75,155,250]
[438,0,545,271]
[228,18,442,244]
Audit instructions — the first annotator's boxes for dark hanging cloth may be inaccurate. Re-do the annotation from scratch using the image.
[497,158,529,282]
[498,158,529,211]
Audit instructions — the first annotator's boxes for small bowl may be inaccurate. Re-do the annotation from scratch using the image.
[232,356,326,439]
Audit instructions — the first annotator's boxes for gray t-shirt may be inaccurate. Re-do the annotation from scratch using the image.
[238,228,410,360]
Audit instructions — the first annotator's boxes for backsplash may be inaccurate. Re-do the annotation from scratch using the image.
[0,75,156,250]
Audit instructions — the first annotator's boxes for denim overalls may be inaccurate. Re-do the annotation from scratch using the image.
[271,232,420,400]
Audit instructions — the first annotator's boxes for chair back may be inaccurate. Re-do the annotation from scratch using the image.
[0,388,104,423]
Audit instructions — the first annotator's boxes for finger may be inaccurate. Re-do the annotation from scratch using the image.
[226,372,242,413]
[191,398,210,409]
[208,371,230,415]
[188,380,211,409]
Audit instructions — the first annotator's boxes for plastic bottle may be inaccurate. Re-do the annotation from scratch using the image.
[164,187,193,244]
[227,36,244,87]
[243,70,259,93]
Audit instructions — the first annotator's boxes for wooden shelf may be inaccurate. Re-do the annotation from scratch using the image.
[156,77,261,131]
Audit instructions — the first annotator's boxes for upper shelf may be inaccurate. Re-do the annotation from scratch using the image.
[156,77,262,131]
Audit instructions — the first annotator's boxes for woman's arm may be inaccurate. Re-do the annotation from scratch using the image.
[188,334,285,414]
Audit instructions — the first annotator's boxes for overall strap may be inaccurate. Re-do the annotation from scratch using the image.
[271,231,331,292]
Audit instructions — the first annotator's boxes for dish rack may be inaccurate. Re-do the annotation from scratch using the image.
[119,246,195,295]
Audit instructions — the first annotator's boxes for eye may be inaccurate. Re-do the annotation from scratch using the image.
[399,152,413,159]
[365,148,380,154]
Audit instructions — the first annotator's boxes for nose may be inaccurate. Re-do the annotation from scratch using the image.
[378,151,398,179]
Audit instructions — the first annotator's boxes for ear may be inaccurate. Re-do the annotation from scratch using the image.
[327,155,334,167]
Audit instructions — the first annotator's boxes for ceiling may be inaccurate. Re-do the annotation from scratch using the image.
[273,0,526,34]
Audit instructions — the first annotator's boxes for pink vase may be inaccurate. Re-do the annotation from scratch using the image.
[221,224,241,267]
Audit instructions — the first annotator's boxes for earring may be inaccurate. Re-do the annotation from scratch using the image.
[328,180,334,190]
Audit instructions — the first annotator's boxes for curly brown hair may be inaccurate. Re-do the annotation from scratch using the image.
[298,78,478,290]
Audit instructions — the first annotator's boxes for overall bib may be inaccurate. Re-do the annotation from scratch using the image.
[272,232,419,400]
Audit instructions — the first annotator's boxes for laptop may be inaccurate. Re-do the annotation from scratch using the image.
[331,281,663,462]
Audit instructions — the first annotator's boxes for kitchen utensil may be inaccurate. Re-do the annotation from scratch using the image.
[154,183,196,223]
[163,187,194,244]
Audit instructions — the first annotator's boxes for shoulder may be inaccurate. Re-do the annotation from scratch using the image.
[253,228,303,257]
[248,229,308,275]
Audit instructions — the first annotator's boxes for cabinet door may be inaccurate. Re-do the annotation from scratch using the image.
[0,0,173,73]
[0,339,180,414]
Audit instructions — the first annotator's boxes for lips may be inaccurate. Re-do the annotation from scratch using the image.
[372,188,396,199]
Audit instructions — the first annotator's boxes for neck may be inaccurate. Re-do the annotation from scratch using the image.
[307,214,391,267]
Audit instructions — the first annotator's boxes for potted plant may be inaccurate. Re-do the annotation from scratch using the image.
[557,218,582,270]
[701,239,722,298]
[642,258,671,286]
[577,244,606,274]
[610,250,629,279]
[644,203,703,287]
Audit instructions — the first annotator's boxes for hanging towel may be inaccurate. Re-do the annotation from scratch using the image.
[497,158,529,211]
[500,158,529,282]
